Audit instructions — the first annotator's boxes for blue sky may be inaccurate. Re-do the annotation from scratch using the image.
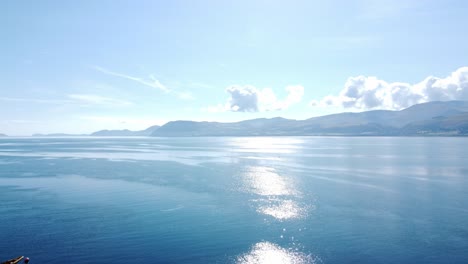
[1,0,468,135]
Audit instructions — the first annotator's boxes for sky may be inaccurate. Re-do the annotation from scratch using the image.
[1,0,468,136]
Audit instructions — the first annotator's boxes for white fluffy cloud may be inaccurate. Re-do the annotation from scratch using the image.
[310,67,468,110]
[226,85,259,112]
[223,85,304,112]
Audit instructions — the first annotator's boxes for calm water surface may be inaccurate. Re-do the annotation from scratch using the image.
[1,137,468,263]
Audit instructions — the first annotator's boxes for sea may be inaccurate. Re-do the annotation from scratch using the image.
[0,137,467,263]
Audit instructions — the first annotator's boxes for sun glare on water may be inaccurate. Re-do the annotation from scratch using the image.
[237,242,314,264]
[229,137,303,154]
[240,166,308,220]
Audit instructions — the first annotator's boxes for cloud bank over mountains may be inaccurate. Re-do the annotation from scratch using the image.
[310,67,468,110]
[209,67,468,114]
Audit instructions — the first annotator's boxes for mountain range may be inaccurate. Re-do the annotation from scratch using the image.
[16,101,468,137]
[151,101,468,136]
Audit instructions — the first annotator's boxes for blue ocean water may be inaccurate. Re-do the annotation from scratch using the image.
[1,137,468,263]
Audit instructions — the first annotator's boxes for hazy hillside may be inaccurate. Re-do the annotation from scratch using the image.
[401,113,468,135]
[151,101,468,136]
[90,125,160,136]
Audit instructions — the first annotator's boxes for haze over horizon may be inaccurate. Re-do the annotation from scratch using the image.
[2,1,468,136]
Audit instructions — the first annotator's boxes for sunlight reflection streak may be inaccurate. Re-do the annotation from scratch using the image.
[241,166,308,220]
[237,242,314,264]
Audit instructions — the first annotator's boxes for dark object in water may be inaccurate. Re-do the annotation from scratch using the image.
[1,256,23,264]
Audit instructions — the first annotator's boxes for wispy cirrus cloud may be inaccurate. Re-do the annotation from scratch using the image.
[92,66,170,93]
[93,66,200,101]
[68,94,133,106]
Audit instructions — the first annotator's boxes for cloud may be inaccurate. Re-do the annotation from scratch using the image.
[284,85,305,106]
[207,85,304,112]
[226,85,259,112]
[93,66,170,93]
[310,67,468,110]
[93,66,199,101]
[68,94,133,106]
